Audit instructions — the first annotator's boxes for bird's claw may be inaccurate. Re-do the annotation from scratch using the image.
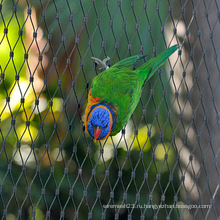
[91,56,110,71]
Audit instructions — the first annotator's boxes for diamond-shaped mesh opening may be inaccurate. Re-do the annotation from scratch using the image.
[0,0,219,219]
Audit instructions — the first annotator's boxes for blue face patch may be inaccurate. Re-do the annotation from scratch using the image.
[87,106,112,140]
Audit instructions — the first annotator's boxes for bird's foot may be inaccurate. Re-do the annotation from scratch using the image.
[91,56,110,71]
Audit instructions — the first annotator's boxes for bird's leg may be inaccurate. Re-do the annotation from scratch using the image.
[91,56,110,71]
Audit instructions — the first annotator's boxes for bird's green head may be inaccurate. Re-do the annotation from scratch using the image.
[85,103,116,141]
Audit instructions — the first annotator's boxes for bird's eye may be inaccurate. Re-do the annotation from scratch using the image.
[103,124,108,129]
[91,121,95,127]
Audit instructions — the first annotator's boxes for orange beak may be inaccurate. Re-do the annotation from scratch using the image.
[94,126,102,141]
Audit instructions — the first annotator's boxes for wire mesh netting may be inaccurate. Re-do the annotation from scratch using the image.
[0,0,220,219]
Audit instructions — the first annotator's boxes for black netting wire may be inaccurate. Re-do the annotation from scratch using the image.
[0,0,219,219]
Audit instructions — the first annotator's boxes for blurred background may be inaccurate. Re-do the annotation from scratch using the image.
[0,0,219,219]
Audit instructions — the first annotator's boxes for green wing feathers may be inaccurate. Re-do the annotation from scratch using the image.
[135,44,179,82]
[111,55,145,70]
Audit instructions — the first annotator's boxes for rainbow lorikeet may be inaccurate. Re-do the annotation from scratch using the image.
[85,45,178,141]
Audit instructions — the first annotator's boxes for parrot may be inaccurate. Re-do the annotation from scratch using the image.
[84,44,178,141]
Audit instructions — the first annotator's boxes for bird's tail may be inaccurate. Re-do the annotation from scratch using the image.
[136,44,179,82]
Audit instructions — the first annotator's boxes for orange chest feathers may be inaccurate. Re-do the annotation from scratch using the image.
[84,90,100,132]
